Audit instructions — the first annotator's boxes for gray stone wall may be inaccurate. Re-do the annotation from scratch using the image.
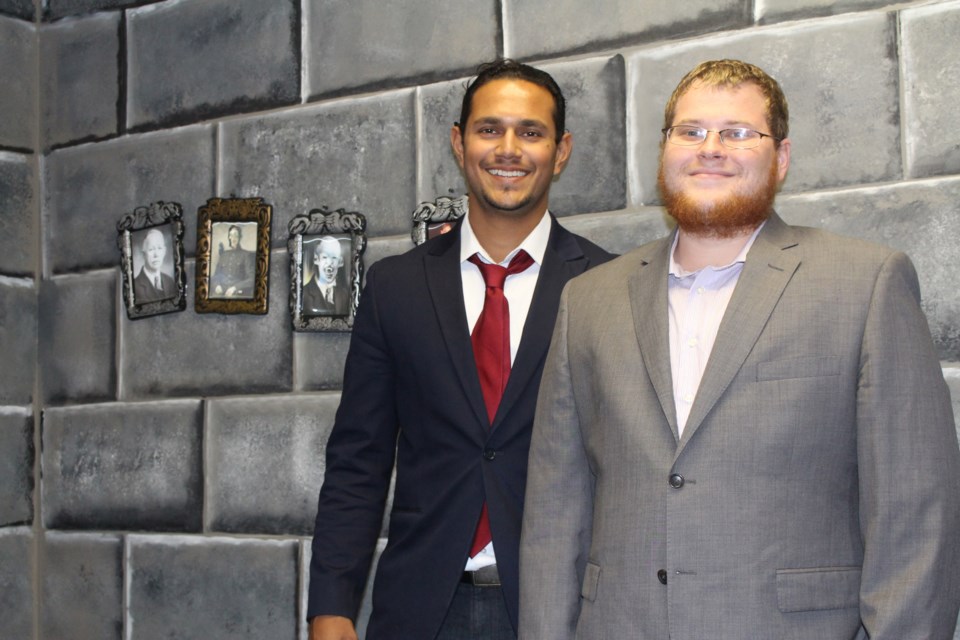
[1,0,959,638]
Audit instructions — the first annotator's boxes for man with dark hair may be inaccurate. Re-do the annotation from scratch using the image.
[307,59,613,640]
[458,58,567,144]
[132,228,176,303]
[520,59,960,639]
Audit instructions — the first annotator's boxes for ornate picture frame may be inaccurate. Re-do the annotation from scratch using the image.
[117,201,187,320]
[195,197,272,315]
[288,206,367,332]
[411,194,467,246]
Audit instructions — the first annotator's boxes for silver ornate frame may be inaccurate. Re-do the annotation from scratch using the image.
[288,206,367,332]
[411,194,467,246]
[116,201,187,320]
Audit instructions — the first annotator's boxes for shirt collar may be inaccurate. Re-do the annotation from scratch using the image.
[668,221,766,278]
[459,206,552,267]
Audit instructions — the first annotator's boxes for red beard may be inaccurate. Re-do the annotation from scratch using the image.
[657,160,779,239]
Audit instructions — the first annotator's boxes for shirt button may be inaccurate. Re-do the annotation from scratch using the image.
[657,569,668,585]
[687,337,698,347]
[697,286,705,295]
[669,473,684,489]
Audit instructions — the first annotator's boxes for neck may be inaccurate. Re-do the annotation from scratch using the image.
[674,227,755,272]
[468,207,546,264]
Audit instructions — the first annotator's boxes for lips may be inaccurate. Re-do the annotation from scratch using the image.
[689,168,735,178]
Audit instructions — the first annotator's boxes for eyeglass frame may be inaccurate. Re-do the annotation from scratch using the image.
[661,125,782,150]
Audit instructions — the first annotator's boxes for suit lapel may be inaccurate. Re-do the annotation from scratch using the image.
[678,214,801,451]
[628,236,680,441]
[423,223,491,432]
[494,221,589,431]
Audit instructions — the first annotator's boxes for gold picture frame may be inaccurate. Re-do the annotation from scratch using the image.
[195,197,272,315]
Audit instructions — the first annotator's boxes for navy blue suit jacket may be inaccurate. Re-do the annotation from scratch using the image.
[307,217,613,639]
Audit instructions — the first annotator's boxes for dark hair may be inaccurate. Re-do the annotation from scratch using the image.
[457,59,566,142]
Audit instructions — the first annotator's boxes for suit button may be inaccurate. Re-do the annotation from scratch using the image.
[657,569,667,585]
[668,473,684,488]
[483,449,496,460]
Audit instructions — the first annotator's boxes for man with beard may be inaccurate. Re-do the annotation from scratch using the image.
[307,59,613,640]
[303,236,350,316]
[519,59,960,639]
[133,228,177,303]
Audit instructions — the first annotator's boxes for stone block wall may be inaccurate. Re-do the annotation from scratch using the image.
[1,0,959,638]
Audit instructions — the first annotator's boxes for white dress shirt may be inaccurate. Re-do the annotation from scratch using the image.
[668,224,763,438]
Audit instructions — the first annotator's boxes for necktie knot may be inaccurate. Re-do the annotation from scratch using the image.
[468,250,534,289]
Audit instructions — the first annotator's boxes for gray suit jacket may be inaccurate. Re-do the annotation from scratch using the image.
[520,213,960,639]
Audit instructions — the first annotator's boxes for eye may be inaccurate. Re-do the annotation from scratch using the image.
[520,129,544,138]
[676,126,705,139]
[724,128,756,141]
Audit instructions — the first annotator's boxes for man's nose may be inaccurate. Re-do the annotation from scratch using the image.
[698,130,726,157]
[496,130,521,157]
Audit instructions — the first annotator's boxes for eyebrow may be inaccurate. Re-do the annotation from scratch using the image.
[472,116,549,129]
[674,118,758,128]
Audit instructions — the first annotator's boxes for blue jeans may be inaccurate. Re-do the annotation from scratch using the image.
[434,582,516,640]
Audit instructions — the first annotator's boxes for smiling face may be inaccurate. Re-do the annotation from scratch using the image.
[451,78,572,225]
[142,229,166,271]
[314,238,343,286]
[658,82,790,238]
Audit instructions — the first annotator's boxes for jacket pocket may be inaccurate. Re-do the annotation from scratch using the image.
[580,562,601,602]
[757,355,841,382]
[776,566,860,612]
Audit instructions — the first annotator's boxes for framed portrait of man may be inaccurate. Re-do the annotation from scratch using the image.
[195,197,272,315]
[288,206,366,332]
[117,201,187,320]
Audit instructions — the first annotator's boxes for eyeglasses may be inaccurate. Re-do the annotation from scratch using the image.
[662,125,780,150]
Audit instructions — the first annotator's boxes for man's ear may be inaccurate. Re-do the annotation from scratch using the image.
[776,137,791,183]
[553,131,573,176]
[450,124,465,170]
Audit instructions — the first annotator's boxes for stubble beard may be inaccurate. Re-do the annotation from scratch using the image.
[657,159,780,239]
[476,181,537,216]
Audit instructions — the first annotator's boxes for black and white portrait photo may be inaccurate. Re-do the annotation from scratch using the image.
[287,206,366,331]
[117,201,187,320]
[301,235,351,317]
[131,226,177,304]
[209,221,257,299]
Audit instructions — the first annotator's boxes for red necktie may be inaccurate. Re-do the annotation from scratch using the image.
[466,249,535,557]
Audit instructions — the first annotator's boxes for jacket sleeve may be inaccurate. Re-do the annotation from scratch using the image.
[519,284,595,640]
[856,251,960,638]
[307,263,398,621]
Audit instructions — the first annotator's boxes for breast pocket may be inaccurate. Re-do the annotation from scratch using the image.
[756,356,841,382]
